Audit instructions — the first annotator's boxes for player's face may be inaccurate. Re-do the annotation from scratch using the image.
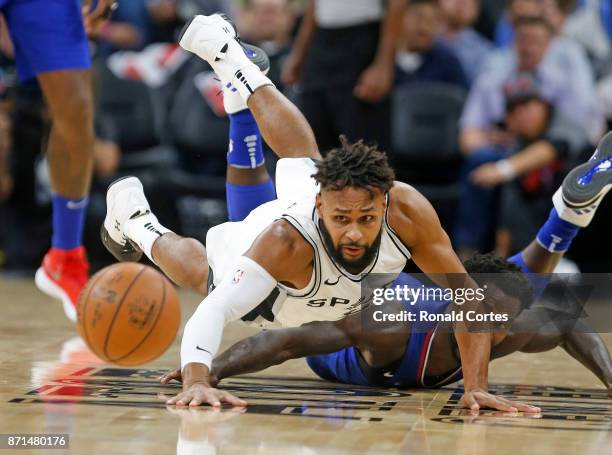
[515,24,551,71]
[316,187,387,273]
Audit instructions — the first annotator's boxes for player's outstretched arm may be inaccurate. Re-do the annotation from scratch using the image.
[159,321,353,385]
[518,318,612,395]
[212,319,355,381]
[166,221,314,408]
[247,86,321,160]
[388,183,540,413]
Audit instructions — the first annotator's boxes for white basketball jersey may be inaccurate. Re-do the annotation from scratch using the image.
[205,158,411,328]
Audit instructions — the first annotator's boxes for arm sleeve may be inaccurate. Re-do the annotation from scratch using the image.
[180,256,278,369]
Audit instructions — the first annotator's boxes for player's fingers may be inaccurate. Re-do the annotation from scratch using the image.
[478,395,517,413]
[460,393,480,411]
[81,0,92,16]
[221,391,247,407]
[510,401,541,413]
[204,390,222,408]
[188,395,205,407]
[167,392,190,406]
[87,0,110,20]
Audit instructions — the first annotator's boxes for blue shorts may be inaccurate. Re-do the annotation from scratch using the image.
[306,272,459,388]
[1,0,91,81]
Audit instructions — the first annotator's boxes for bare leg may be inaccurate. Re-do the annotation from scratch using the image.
[227,165,270,185]
[38,70,94,198]
[519,241,564,274]
[247,86,321,160]
[151,233,209,295]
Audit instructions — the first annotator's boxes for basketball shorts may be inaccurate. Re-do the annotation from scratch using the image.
[1,0,91,81]
[306,272,457,388]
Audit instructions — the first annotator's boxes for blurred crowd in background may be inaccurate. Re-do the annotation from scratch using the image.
[0,0,611,273]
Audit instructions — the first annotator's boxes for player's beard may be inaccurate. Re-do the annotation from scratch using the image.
[319,220,383,275]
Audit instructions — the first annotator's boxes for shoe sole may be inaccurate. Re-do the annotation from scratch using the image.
[35,267,77,323]
[241,43,270,74]
[100,224,143,262]
[562,131,612,208]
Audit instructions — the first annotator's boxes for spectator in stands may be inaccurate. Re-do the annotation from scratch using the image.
[493,0,544,47]
[472,0,506,40]
[281,0,405,152]
[454,73,589,256]
[598,74,612,130]
[395,0,469,90]
[176,0,233,19]
[93,0,153,55]
[236,0,296,90]
[564,0,612,77]
[147,0,183,43]
[460,15,596,156]
[439,0,493,84]
[483,0,601,140]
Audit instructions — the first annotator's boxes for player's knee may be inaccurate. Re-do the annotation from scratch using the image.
[52,85,94,135]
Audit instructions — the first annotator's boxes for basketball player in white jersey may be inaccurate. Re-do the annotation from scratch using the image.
[102,14,540,412]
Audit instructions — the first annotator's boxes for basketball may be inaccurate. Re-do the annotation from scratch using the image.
[77,262,180,366]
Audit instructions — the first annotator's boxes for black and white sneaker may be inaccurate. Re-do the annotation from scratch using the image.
[179,13,273,100]
[100,176,149,262]
[553,131,612,227]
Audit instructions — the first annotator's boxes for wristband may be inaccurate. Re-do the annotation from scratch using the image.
[495,159,517,181]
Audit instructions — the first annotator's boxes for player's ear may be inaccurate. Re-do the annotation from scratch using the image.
[315,193,323,216]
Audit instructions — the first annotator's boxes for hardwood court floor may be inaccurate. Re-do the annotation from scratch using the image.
[1,275,611,454]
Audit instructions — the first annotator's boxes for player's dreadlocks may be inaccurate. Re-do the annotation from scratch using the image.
[312,136,395,197]
[463,253,535,310]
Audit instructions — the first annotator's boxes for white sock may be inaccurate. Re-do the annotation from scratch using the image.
[223,82,247,115]
[212,40,274,105]
[124,213,172,264]
[223,64,270,114]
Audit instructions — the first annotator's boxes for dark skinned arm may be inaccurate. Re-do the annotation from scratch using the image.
[162,317,357,386]
[212,319,355,382]
[388,183,539,413]
[518,318,612,394]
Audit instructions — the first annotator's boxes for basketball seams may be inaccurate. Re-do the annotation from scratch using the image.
[103,265,147,359]
[121,278,180,365]
[111,272,173,363]
[79,267,115,360]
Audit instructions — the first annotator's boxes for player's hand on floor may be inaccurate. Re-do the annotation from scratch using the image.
[165,383,247,408]
[460,389,541,414]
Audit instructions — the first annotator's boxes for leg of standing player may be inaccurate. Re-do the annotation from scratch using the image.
[34,70,94,320]
[3,0,96,321]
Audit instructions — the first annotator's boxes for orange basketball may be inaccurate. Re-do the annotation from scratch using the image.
[77,262,180,366]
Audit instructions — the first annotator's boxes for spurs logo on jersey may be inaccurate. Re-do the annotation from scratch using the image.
[204,158,411,328]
